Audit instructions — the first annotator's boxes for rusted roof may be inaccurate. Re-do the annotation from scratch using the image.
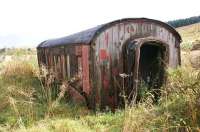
[37,18,182,48]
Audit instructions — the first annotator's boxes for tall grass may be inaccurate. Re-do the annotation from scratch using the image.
[0,58,92,131]
[1,48,200,132]
[9,64,199,132]
[0,55,123,131]
[123,66,200,131]
[0,60,42,128]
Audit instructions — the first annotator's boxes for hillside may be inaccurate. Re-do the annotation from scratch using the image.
[0,23,200,131]
[177,23,200,69]
[177,22,200,39]
[177,22,200,50]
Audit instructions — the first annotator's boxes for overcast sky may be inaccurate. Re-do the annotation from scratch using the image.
[0,0,199,48]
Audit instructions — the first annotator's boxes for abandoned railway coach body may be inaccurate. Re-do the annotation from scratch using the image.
[37,18,182,110]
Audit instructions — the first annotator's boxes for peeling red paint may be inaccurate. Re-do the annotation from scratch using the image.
[100,49,109,61]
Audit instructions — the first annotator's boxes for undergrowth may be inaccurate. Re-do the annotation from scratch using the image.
[0,58,123,132]
[0,49,200,132]
[123,67,200,131]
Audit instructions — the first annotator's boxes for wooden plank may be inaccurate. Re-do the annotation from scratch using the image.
[61,54,66,79]
[94,37,101,106]
[124,23,131,40]
[112,24,119,58]
[130,23,137,37]
[57,55,61,79]
[119,23,125,47]
[112,24,120,109]
[82,45,90,95]
[67,54,70,78]
[106,27,115,109]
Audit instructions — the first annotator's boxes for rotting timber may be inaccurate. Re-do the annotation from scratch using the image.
[37,18,182,111]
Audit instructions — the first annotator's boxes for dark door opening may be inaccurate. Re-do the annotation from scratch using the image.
[122,41,167,105]
[138,42,166,102]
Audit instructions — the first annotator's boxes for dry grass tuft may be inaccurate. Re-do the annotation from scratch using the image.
[123,64,200,131]
[1,60,35,79]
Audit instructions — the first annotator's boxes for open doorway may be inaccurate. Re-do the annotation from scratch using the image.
[138,42,166,102]
[121,40,167,104]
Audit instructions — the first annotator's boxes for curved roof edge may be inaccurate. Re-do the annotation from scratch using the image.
[37,18,182,48]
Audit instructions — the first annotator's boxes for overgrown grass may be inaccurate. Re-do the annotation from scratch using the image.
[123,66,200,131]
[13,111,123,132]
[0,59,91,129]
[0,51,123,132]
[0,48,200,132]
[0,60,43,127]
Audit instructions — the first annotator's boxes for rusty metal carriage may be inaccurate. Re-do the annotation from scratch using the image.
[37,18,182,110]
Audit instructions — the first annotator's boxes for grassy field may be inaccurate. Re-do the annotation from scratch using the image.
[177,23,200,50]
[0,23,200,132]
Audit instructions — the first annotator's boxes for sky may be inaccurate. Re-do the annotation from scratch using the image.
[0,0,199,48]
